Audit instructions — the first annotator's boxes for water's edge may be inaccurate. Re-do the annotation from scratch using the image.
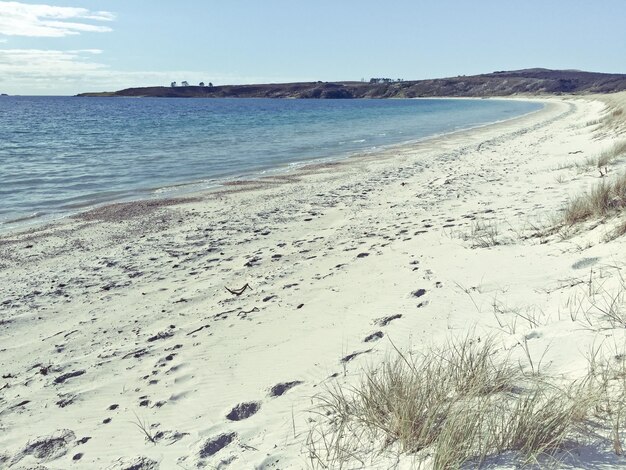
[0,98,547,236]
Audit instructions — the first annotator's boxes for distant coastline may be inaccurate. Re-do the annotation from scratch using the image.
[76,68,626,98]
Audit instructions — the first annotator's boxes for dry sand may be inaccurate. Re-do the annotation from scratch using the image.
[1,95,626,469]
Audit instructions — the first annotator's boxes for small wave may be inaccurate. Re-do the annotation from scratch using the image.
[60,190,133,209]
[4,212,43,224]
[153,183,197,194]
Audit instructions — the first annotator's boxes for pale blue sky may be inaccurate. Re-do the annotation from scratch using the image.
[1,0,626,95]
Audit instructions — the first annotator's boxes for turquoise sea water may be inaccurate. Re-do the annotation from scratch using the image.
[0,97,542,228]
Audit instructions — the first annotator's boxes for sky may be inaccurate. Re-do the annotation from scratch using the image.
[1,0,626,95]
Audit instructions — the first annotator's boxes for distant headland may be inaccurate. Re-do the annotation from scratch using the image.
[76,68,626,98]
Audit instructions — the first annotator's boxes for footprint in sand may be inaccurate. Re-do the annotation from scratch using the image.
[571,257,600,270]
[10,429,76,465]
[364,331,384,342]
[375,314,402,327]
[341,349,373,363]
[106,456,159,470]
[199,432,237,459]
[268,381,303,397]
[226,402,261,421]
[412,288,427,298]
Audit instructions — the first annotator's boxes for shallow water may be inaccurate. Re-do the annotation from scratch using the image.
[0,96,541,228]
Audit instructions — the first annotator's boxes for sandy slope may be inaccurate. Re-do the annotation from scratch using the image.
[1,95,625,469]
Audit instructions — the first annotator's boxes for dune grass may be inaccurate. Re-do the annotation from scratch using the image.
[586,341,626,456]
[457,219,503,248]
[600,107,626,131]
[612,219,626,240]
[567,265,626,329]
[561,141,626,175]
[468,219,501,248]
[597,140,626,173]
[307,336,604,469]
[558,94,626,235]
[562,172,626,227]
[590,96,626,133]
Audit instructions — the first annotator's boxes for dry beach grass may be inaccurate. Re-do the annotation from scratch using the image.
[307,335,603,469]
[562,172,626,226]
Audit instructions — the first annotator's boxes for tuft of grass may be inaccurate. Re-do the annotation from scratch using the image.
[464,219,501,248]
[563,141,626,177]
[554,173,567,184]
[439,335,518,395]
[583,156,598,170]
[131,411,157,444]
[562,172,626,227]
[608,218,626,241]
[496,380,595,462]
[568,266,626,329]
[594,101,626,134]
[586,343,626,456]
[569,156,599,174]
[590,287,626,328]
[307,336,601,469]
[429,381,596,468]
[597,140,626,175]
[555,161,578,171]
[601,107,626,129]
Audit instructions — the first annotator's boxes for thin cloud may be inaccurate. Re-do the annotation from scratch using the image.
[0,49,106,76]
[0,48,286,94]
[0,1,114,37]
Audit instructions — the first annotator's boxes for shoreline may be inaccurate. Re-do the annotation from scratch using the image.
[0,97,545,238]
[3,94,626,468]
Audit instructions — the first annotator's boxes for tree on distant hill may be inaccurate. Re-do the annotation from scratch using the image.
[170,81,177,87]
[369,78,403,84]
[208,82,213,87]
[181,81,189,87]
[199,81,205,86]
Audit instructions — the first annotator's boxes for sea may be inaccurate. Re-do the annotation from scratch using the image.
[0,96,542,229]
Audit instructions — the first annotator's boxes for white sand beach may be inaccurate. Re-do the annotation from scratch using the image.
[3,94,626,469]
